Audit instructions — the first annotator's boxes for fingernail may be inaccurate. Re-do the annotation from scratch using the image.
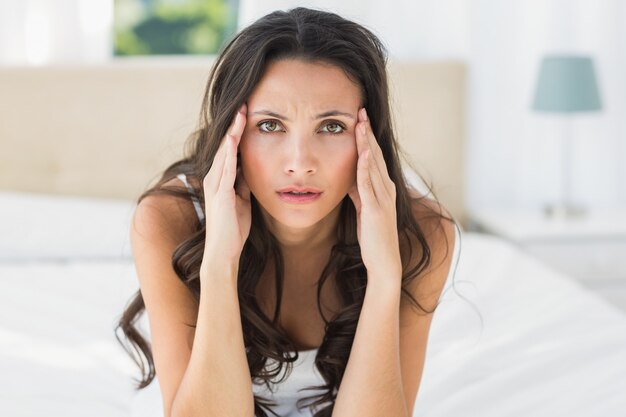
[363,108,368,121]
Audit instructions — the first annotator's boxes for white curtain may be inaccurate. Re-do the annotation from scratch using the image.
[0,0,113,65]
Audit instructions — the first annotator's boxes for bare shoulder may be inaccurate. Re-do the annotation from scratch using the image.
[397,188,458,416]
[401,186,457,311]
[407,187,456,250]
[131,175,203,243]
[129,175,205,416]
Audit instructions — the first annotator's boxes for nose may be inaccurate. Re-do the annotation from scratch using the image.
[284,134,317,175]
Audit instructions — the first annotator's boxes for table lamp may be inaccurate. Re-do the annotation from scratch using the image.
[531,54,603,219]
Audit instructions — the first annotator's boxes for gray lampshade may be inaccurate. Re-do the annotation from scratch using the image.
[532,55,602,113]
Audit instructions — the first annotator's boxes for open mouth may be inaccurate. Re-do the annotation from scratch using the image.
[277,191,322,203]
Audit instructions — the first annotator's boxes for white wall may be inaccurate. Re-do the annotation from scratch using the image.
[237,0,470,60]
[469,0,626,211]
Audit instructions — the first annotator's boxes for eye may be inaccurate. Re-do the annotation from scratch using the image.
[257,120,283,133]
[256,119,347,135]
[320,121,346,135]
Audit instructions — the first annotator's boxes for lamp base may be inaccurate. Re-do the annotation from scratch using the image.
[543,203,587,219]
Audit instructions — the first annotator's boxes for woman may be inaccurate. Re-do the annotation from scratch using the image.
[116,6,460,417]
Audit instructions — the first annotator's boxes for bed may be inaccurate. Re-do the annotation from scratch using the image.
[1,58,624,417]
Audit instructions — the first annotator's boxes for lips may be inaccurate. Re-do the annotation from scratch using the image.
[277,191,323,203]
[276,186,323,193]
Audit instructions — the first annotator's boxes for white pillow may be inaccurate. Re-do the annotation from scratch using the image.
[0,191,135,261]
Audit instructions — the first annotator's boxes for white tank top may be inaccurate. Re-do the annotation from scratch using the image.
[252,348,332,417]
[176,173,462,417]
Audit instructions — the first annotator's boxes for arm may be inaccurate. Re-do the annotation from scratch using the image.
[332,215,457,417]
[172,104,254,416]
[172,262,254,417]
[332,279,408,417]
[131,105,253,416]
[130,196,254,417]
[339,107,456,416]
[338,107,409,416]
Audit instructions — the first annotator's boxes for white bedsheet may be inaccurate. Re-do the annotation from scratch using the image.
[1,232,625,416]
[415,232,626,416]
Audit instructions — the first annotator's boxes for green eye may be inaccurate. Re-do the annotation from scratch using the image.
[323,123,345,134]
[257,120,346,135]
[258,120,281,133]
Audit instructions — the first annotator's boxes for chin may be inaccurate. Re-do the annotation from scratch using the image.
[267,208,329,228]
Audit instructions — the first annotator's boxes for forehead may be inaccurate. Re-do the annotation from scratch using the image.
[248,59,362,108]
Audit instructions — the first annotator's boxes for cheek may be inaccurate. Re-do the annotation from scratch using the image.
[238,133,255,169]
[345,141,359,170]
[238,141,268,190]
[239,151,259,180]
[334,145,359,184]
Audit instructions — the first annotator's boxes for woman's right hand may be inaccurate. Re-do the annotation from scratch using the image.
[200,103,251,277]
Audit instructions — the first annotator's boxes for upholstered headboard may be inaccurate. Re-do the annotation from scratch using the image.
[0,58,466,226]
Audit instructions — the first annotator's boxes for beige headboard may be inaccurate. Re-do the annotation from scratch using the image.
[0,58,466,226]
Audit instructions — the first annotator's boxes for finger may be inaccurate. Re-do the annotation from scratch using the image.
[357,113,383,203]
[359,109,392,201]
[360,109,385,185]
[356,147,377,207]
[205,106,246,194]
[221,104,247,189]
[223,105,247,192]
[362,123,387,202]
[228,103,247,144]
[220,103,248,193]
[355,110,376,204]
[355,108,369,157]
[219,105,245,160]
[218,135,237,193]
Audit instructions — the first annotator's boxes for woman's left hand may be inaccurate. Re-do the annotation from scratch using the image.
[347,107,402,286]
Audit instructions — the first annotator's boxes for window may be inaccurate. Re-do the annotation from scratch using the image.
[114,0,239,56]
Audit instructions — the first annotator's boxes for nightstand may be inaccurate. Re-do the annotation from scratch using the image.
[467,207,626,313]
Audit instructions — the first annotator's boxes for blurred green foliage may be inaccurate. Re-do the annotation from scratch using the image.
[114,0,237,56]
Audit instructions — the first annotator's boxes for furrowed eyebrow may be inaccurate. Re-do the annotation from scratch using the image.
[250,109,355,121]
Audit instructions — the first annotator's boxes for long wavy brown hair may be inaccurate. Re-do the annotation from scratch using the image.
[115,6,461,417]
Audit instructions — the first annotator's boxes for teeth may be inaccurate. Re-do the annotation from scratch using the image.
[288,191,310,195]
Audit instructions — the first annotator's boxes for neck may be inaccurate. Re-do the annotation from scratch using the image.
[261,202,342,256]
